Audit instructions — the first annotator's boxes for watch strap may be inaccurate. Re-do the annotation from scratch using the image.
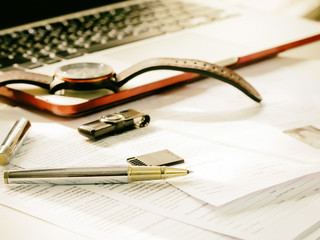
[116,58,262,102]
[0,70,53,89]
[0,58,262,103]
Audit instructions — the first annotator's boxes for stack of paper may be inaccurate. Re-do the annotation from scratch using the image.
[1,58,320,239]
[0,109,320,239]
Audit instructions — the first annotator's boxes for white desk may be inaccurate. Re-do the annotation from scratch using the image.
[0,40,320,240]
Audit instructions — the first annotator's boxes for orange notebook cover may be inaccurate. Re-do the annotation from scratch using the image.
[0,34,319,117]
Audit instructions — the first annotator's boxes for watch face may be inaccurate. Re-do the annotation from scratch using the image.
[55,62,114,80]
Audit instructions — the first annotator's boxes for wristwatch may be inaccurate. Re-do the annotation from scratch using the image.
[0,57,262,102]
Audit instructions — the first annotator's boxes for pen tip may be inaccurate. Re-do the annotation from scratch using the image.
[187,170,193,174]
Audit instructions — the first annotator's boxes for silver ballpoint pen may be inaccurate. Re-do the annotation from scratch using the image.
[3,165,191,184]
[0,118,31,166]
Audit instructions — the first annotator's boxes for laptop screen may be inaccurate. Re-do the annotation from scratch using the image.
[1,0,122,30]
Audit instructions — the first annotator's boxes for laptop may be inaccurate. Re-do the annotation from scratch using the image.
[0,0,319,116]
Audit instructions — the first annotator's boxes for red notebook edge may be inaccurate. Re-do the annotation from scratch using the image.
[0,33,319,117]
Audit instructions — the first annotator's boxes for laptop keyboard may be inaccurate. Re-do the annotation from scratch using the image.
[0,0,228,71]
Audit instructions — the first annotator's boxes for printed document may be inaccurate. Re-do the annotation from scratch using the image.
[0,112,320,239]
[1,114,320,205]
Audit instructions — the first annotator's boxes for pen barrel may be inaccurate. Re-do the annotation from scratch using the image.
[0,118,31,166]
[3,166,189,184]
[4,167,129,184]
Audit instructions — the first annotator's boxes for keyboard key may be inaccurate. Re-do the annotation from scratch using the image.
[13,55,31,64]
[0,56,16,69]
[55,50,83,59]
[18,61,44,69]
[37,56,61,64]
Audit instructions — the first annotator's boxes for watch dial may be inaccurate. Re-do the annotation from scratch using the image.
[55,62,114,79]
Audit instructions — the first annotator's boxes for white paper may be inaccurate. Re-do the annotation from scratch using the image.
[160,120,320,205]
[0,119,320,240]
[0,183,228,240]
[92,172,320,240]
[1,142,320,240]
[3,118,320,206]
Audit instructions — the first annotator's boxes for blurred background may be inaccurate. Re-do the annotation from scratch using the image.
[223,0,320,20]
